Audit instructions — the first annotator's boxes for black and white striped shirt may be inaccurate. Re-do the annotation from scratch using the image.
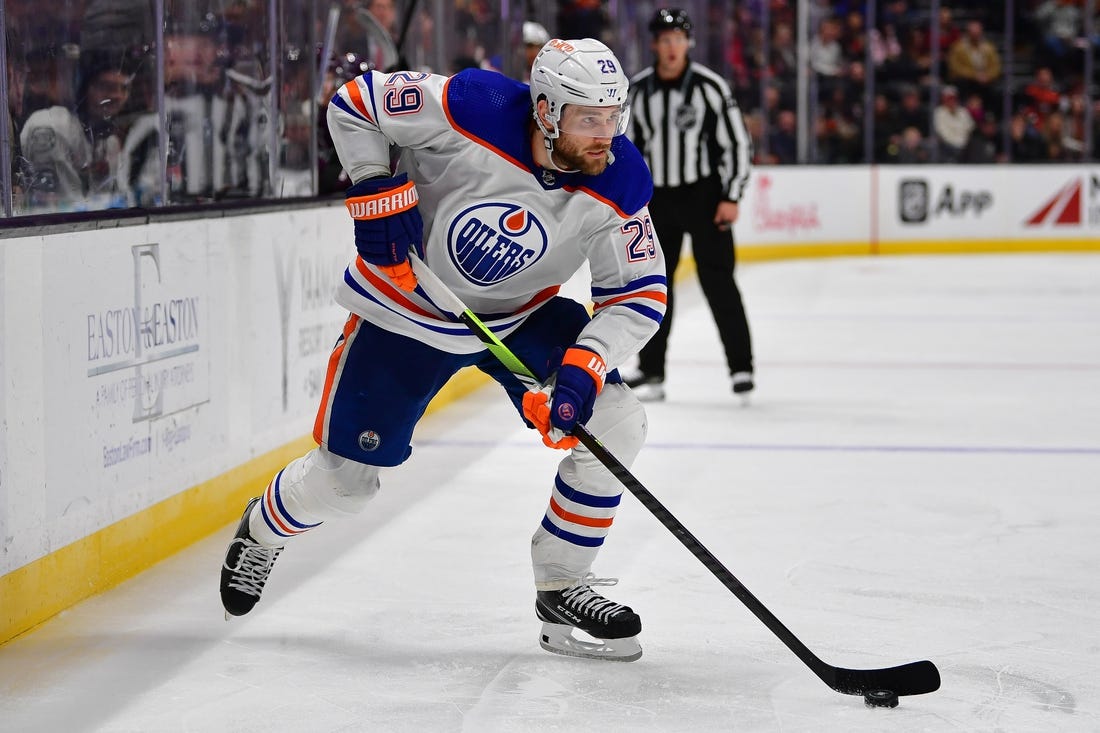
[628,61,751,202]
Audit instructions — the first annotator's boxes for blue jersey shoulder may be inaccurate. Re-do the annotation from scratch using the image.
[445,69,533,165]
[582,138,653,217]
[445,68,653,216]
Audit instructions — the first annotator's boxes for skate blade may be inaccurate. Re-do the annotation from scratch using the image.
[538,622,642,662]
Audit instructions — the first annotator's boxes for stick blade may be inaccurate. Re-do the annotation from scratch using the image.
[829,660,940,697]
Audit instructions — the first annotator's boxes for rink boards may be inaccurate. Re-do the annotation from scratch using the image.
[1,164,1098,645]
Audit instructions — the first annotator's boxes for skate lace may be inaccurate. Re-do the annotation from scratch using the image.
[561,573,627,623]
[223,538,283,597]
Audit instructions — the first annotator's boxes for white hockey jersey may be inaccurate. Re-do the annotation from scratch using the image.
[326,68,667,370]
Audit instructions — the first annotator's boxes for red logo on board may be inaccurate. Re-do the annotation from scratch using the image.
[1025,179,1081,226]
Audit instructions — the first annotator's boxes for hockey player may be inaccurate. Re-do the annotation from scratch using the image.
[220,38,667,662]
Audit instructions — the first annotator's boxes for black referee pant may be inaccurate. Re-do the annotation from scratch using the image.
[637,177,753,380]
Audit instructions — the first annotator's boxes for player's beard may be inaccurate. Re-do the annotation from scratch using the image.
[552,134,612,175]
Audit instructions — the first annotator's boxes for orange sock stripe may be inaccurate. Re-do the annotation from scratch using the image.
[549,497,614,528]
[263,481,303,536]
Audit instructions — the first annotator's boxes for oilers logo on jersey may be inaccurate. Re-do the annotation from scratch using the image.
[326,67,666,359]
[358,430,382,451]
[448,202,548,286]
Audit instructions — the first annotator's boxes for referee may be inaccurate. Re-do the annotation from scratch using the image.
[626,7,754,402]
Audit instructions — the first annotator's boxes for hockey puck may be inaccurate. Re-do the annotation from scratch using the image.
[864,689,899,708]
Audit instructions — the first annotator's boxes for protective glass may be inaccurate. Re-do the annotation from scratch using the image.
[556,103,631,139]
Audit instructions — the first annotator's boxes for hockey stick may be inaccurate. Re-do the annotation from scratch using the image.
[354,7,400,72]
[394,0,422,57]
[409,254,940,698]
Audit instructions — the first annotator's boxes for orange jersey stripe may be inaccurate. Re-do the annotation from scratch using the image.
[313,314,360,443]
[440,76,642,221]
[516,284,561,313]
[354,257,443,319]
[564,184,634,220]
[357,256,560,322]
[341,79,374,122]
[593,289,668,310]
[441,77,530,172]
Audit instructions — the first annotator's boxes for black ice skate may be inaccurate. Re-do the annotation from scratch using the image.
[731,371,754,395]
[535,574,642,662]
[220,497,284,618]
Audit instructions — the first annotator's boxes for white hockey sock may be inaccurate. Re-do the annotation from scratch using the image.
[248,447,380,547]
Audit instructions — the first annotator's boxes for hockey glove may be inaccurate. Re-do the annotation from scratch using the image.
[345,172,424,292]
[522,346,607,450]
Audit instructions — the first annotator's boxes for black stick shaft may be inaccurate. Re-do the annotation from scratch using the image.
[395,0,421,55]
[571,425,830,676]
[409,255,939,697]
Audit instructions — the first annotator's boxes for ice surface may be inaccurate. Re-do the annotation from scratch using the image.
[2,253,1098,732]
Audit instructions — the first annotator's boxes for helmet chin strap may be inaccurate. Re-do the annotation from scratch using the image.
[535,107,580,173]
[542,135,578,173]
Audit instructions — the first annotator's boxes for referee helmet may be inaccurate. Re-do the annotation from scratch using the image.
[648,7,693,37]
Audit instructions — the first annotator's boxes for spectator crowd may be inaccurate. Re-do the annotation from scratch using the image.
[728,0,1099,165]
[3,0,1099,216]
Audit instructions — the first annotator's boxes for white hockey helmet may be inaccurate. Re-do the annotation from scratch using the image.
[529,38,630,141]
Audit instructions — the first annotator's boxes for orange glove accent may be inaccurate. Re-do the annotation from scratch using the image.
[378,261,418,292]
[522,391,580,450]
[559,347,607,394]
[344,179,419,219]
